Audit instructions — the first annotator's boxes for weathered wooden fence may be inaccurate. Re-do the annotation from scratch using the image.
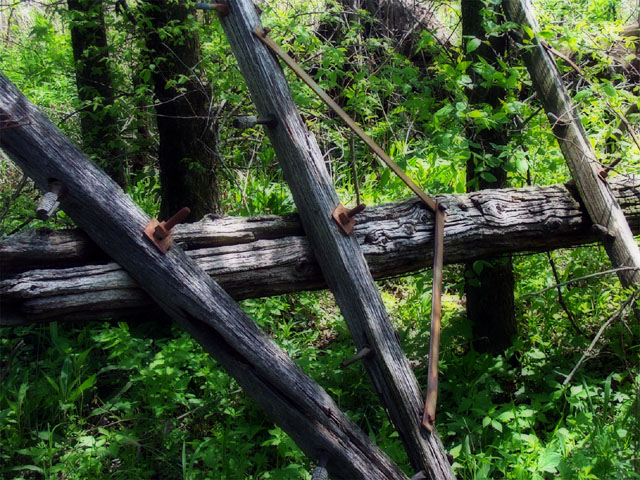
[504,0,640,287]
[2,0,640,477]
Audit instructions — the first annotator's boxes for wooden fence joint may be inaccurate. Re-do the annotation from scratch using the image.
[144,206,191,253]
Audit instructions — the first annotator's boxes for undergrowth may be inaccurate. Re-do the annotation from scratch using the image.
[1,251,638,478]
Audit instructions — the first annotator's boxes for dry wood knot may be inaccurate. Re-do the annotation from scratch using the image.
[364,230,388,246]
[544,216,562,230]
[401,223,416,235]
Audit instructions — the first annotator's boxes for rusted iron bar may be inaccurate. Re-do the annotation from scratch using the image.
[253,26,438,213]
[422,202,446,432]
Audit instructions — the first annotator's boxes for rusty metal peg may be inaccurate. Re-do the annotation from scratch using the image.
[144,207,190,253]
[332,203,366,235]
[345,203,365,218]
[154,207,191,239]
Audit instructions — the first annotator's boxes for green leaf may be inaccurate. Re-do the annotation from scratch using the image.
[9,465,43,473]
[69,374,97,403]
[472,260,485,275]
[538,450,561,473]
[528,348,546,360]
[435,104,454,117]
[574,88,591,102]
[497,410,515,422]
[467,37,482,54]
[602,84,616,98]
[515,157,528,174]
[523,25,535,40]
[468,109,484,119]
[449,444,462,459]
[480,172,497,183]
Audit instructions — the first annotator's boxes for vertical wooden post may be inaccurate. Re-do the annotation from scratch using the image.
[503,0,640,288]
[217,4,454,478]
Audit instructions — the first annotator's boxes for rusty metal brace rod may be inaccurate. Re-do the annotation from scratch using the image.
[254,26,437,214]
[422,201,445,431]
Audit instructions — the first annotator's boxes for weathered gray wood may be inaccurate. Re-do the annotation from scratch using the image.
[0,73,410,480]
[219,2,453,476]
[503,0,640,287]
[3,175,639,324]
[36,192,60,220]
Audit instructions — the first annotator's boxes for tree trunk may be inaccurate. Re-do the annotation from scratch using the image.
[3,175,639,325]
[68,0,127,187]
[462,0,516,353]
[140,0,221,220]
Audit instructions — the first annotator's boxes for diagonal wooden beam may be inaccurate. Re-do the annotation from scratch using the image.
[503,0,640,287]
[217,2,454,476]
[0,72,409,480]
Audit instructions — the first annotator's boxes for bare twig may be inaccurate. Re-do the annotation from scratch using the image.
[526,266,640,297]
[546,252,588,337]
[563,290,639,385]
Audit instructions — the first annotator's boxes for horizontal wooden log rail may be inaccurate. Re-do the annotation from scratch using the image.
[2,175,638,325]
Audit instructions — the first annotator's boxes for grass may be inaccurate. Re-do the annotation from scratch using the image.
[1,247,638,478]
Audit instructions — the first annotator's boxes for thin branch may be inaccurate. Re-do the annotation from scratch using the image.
[563,290,639,385]
[546,252,588,337]
[525,267,640,297]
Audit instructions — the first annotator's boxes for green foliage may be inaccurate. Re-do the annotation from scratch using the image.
[1,0,640,479]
